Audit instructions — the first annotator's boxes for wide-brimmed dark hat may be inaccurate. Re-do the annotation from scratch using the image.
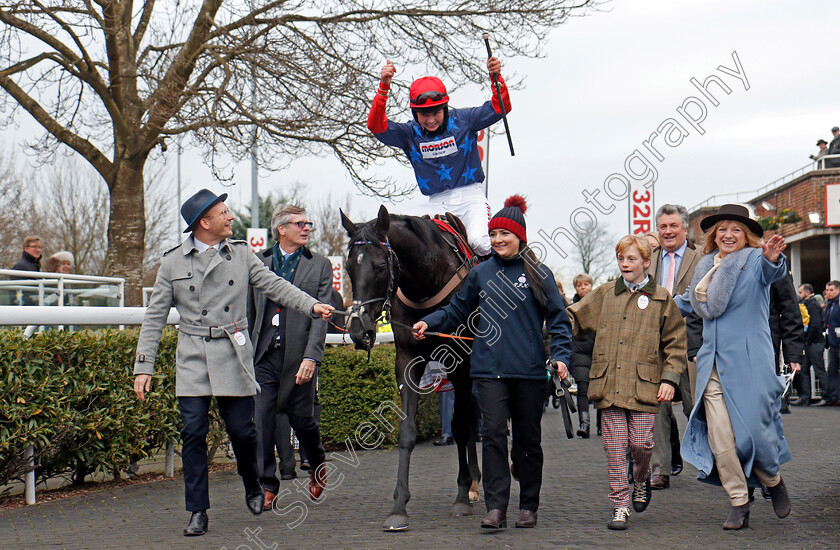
[181,189,228,233]
[700,203,763,237]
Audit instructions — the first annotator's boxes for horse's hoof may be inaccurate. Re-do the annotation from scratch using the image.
[383,514,410,531]
[469,480,480,502]
[452,502,473,516]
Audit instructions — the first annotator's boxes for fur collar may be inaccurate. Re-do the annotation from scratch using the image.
[689,247,754,320]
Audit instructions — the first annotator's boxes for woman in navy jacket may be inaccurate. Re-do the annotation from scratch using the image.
[413,196,572,530]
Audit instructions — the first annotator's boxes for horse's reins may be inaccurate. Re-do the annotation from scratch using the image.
[330,308,474,341]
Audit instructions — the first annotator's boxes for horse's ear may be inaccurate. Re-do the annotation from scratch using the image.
[375,205,390,234]
[340,209,356,237]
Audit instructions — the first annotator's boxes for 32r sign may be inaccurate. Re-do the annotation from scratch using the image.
[629,187,654,235]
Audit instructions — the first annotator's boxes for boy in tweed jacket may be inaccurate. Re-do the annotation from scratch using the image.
[566,235,686,530]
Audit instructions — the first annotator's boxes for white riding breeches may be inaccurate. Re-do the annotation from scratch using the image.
[402,183,492,255]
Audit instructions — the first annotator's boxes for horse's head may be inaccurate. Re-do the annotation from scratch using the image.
[341,205,400,351]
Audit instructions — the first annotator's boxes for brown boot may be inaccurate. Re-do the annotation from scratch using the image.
[722,503,750,530]
[767,477,791,518]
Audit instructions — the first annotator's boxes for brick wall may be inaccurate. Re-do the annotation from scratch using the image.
[688,168,840,245]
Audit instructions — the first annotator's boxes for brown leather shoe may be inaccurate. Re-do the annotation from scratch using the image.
[309,469,328,501]
[650,474,670,490]
[515,509,537,528]
[264,490,277,510]
[481,509,507,529]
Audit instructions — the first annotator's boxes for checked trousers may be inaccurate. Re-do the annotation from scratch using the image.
[601,406,655,509]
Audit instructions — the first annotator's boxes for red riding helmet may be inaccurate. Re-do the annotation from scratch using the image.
[409,77,450,109]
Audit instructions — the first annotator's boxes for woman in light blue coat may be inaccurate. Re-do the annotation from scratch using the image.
[674,204,792,530]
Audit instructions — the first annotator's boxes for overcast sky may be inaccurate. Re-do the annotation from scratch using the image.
[10,0,840,280]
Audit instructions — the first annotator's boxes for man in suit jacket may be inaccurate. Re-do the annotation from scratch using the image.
[133,189,333,537]
[247,204,333,509]
[646,204,702,490]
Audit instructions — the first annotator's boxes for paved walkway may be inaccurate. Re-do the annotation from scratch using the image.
[2,405,839,549]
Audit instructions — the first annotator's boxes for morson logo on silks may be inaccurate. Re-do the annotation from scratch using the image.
[420,136,457,159]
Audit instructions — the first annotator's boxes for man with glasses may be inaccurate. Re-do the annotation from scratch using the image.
[367,56,511,256]
[133,189,333,537]
[12,235,42,272]
[247,204,333,509]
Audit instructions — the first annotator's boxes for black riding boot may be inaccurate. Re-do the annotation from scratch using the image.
[577,411,590,438]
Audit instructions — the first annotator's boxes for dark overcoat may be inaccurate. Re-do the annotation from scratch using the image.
[247,246,332,417]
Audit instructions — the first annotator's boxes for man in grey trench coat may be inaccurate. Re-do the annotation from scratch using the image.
[133,189,333,537]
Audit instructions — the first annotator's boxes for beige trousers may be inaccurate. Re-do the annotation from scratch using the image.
[704,367,780,506]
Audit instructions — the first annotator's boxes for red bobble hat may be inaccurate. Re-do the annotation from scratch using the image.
[409,77,450,109]
[488,195,528,242]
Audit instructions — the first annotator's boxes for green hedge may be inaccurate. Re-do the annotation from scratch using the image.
[0,329,439,490]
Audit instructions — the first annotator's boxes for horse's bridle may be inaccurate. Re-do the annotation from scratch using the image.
[346,239,400,333]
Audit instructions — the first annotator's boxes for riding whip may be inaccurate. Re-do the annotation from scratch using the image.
[482,33,515,156]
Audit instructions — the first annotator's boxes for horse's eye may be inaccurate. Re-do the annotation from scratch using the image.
[375,264,386,274]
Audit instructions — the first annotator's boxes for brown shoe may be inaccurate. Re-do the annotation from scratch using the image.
[264,490,277,510]
[515,509,537,528]
[481,509,507,529]
[650,475,670,490]
[309,468,328,501]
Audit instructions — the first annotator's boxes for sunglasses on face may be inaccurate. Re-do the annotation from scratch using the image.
[411,91,446,105]
[287,221,314,229]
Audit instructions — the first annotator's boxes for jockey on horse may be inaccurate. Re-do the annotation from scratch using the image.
[367,55,512,257]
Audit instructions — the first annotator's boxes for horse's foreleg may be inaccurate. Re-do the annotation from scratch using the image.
[384,385,419,531]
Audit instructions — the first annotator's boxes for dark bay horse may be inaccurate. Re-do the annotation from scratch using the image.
[341,205,480,531]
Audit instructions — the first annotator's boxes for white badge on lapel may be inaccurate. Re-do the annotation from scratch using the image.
[234,332,246,346]
[638,295,649,310]
[272,313,280,326]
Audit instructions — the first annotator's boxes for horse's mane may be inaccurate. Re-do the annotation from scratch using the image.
[347,213,444,248]
[390,214,443,246]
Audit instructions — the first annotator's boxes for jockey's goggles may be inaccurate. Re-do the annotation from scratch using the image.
[411,91,447,105]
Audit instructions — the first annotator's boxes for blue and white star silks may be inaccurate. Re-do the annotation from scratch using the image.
[460,136,475,156]
[461,166,478,183]
[436,164,453,182]
[370,103,504,196]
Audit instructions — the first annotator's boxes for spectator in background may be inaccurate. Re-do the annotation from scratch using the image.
[820,281,840,406]
[793,284,827,405]
[827,127,840,168]
[810,139,828,168]
[571,273,596,438]
[768,273,805,414]
[644,232,661,255]
[44,251,74,274]
[556,280,570,306]
[12,235,42,272]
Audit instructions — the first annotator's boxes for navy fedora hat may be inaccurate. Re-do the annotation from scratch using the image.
[181,189,228,233]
